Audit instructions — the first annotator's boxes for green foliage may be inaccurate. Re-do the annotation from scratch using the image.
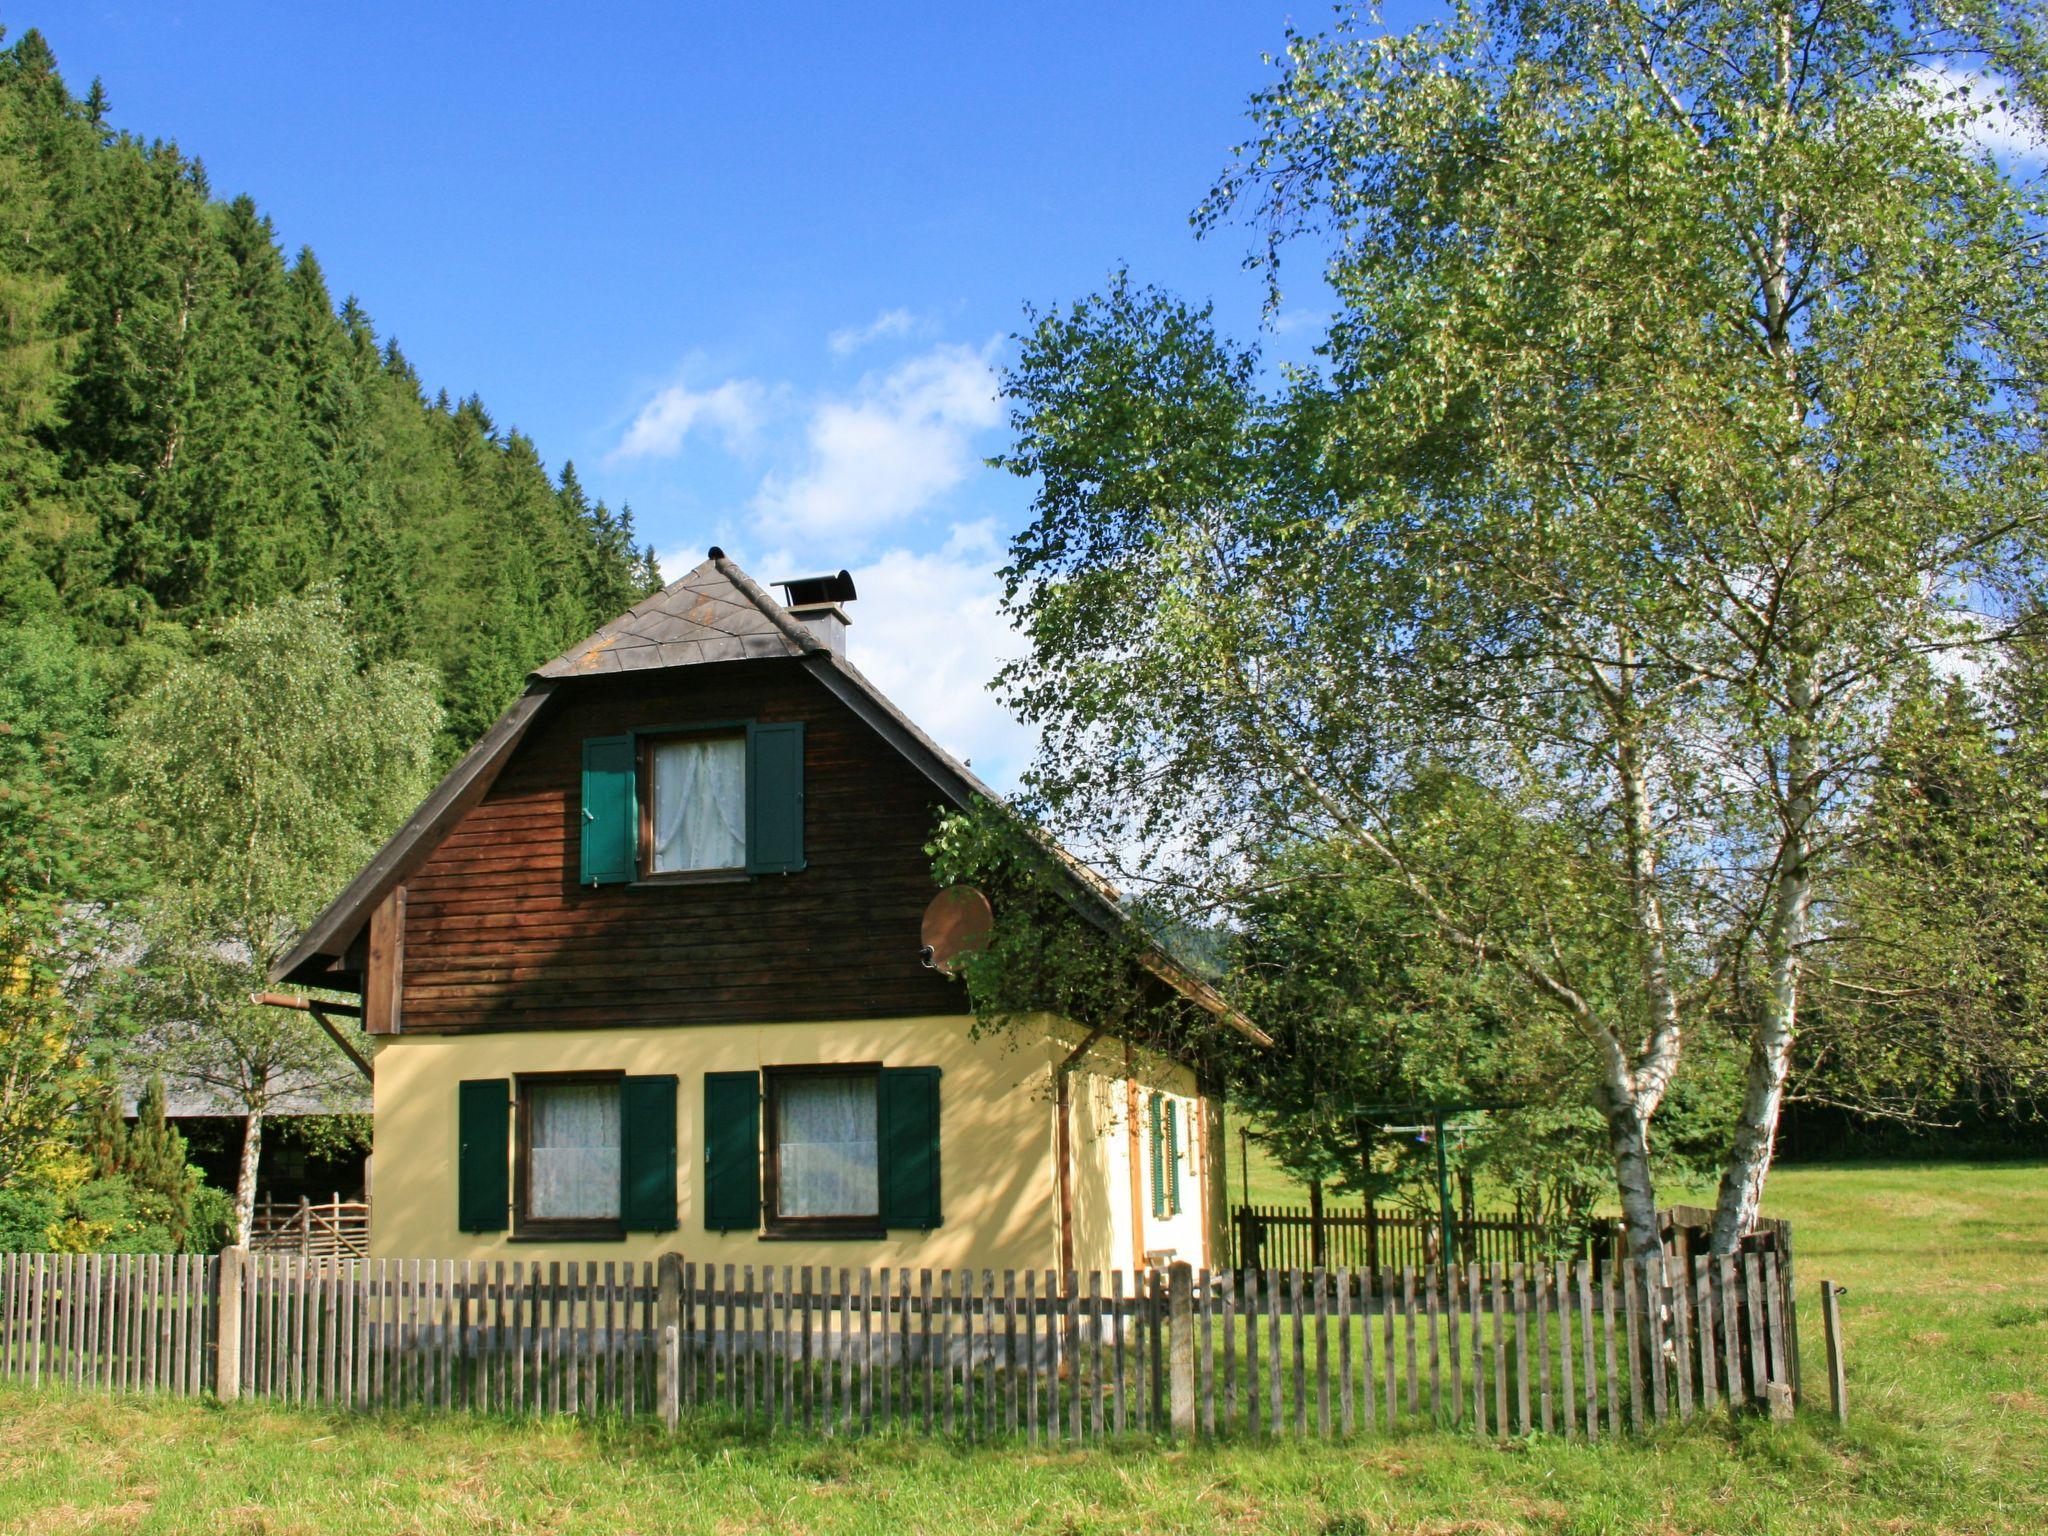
[1805,658,2048,1121]
[113,591,440,1166]
[0,28,660,763]
[987,0,2048,1247]
[1227,777,1739,1228]
[269,1111,373,1162]
[0,1075,221,1253]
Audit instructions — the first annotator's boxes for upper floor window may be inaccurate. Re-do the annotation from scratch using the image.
[645,732,745,874]
[579,720,806,886]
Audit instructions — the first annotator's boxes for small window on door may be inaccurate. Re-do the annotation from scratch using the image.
[644,732,745,874]
[765,1067,881,1236]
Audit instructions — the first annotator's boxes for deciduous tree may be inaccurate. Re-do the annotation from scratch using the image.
[115,589,439,1242]
[989,1,2048,1255]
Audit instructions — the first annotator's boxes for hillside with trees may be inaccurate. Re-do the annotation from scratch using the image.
[0,25,660,1247]
[0,27,658,751]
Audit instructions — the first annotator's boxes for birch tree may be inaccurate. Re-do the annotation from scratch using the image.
[116,589,438,1242]
[989,1,2048,1255]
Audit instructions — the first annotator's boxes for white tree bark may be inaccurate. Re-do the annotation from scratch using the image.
[234,1108,264,1248]
[1711,648,1817,1253]
[1603,1089,1664,1260]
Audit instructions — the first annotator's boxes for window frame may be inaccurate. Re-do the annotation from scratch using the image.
[761,1062,886,1240]
[513,1069,626,1241]
[635,725,751,883]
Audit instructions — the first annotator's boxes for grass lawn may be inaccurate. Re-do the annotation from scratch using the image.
[2,1161,2043,1535]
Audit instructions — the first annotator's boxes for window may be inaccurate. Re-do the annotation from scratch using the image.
[644,732,746,875]
[517,1074,623,1237]
[764,1066,882,1237]
[704,1065,940,1237]
[483,1072,677,1239]
[580,723,805,885]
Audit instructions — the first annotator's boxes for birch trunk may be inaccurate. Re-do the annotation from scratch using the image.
[234,1108,264,1247]
[1710,649,1817,1253]
[1710,848,1810,1252]
[1604,1088,1664,1259]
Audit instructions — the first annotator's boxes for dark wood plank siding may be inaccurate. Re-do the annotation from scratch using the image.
[399,661,969,1032]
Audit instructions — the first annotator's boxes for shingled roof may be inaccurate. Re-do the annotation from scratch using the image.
[535,555,808,676]
[268,552,1266,1044]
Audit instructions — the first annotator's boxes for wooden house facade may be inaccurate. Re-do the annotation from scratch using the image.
[268,553,1263,1273]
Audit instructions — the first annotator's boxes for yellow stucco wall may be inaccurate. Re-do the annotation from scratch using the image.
[369,1015,1208,1275]
[1065,1039,1207,1274]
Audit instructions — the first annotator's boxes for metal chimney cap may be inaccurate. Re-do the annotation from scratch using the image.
[776,570,857,608]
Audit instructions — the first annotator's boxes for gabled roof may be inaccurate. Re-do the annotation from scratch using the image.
[269,552,1267,1045]
[535,556,806,676]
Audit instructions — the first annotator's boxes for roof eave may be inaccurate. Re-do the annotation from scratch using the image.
[265,681,558,986]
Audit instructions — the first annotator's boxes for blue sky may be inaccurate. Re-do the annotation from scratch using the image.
[30,0,1401,785]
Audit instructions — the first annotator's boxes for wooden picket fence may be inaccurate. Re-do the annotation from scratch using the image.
[0,1245,1843,1437]
[1232,1203,1601,1273]
[0,1253,219,1396]
[249,1197,370,1258]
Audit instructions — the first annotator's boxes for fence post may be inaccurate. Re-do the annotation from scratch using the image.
[1167,1261,1195,1439]
[1777,1219,1802,1407]
[1821,1281,1847,1425]
[662,1325,680,1430]
[214,1246,247,1403]
[657,1251,683,1429]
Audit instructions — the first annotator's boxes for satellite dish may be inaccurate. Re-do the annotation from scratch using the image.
[920,886,993,975]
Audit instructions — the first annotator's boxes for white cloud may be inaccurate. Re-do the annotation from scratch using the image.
[729,522,1034,789]
[1911,64,2043,161]
[829,308,922,356]
[610,378,767,462]
[752,343,1002,542]
[836,523,1035,788]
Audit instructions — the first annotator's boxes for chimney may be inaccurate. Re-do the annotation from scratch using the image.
[775,569,857,655]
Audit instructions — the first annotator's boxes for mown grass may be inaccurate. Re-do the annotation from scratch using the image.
[1,1161,2042,1535]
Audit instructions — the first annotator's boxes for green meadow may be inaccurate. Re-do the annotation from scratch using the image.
[1,1161,2042,1535]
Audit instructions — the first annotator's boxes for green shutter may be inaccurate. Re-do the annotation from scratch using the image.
[704,1071,761,1232]
[457,1079,510,1232]
[580,735,636,885]
[880,1067,942,1229]
[1148,1093,1165,1220]
[744,721,805,874]
[1166,1100,1181,1216]
[620,1074,678,1231]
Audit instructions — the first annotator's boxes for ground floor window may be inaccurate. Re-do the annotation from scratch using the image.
[765,1065,882,1237]
[517,1073,624,1238]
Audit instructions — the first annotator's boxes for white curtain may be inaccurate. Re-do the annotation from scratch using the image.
[776,1075,878,1218]
[528,1082,620,1220]
[650,735,746,872]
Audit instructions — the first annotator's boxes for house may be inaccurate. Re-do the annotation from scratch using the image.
[265,552,1266,1274]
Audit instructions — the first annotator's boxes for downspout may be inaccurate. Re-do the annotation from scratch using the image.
[1056,1024,1108,1277]
[1126,1040,1147,1272]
